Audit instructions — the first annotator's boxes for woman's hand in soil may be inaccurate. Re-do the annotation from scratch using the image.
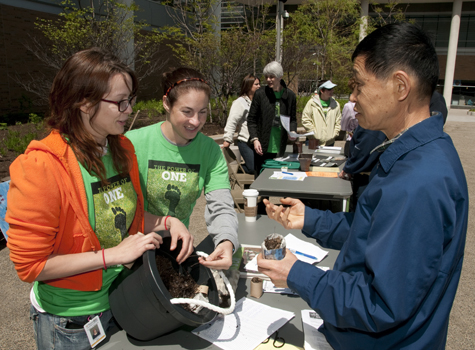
[198,240,234,270]
[108,232,163,266]
[263,197,305,230]
[167,217,194,264]
[256,249,298,288]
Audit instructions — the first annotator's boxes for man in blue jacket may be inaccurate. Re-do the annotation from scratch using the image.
[258,22,468,349]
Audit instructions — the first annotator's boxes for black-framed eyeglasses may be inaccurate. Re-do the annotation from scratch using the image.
[101,95,137,112]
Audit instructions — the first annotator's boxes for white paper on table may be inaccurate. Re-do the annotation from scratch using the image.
[301,310,334,350]
[192,297,294,350]
[263,280,298,295]
[275,154,299,162]
[285,233,328,264]
[244,256,258,272]
[269,171,307,181]
[317,146,341,151]
[280,115,314,138]
[245,247,329,274]
[314,146,342,154]
[289,130,315,138]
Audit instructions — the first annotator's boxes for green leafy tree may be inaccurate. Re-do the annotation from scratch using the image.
[282,0,360,96]
[18,0,168,104]
[369,0,411,29]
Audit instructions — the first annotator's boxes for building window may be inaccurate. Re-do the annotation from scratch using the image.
[406,14,475,48]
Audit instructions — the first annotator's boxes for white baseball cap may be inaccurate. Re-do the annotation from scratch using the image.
[317,80,337,92]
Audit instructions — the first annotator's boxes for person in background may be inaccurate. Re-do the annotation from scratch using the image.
[258,23,468,349]
[339,126,387,211]
[247,61,297,175]
[222,74,261,174]
[126,67,238,270]
[340,99,358,156]
[6,48,193,350]
[302,80,342,147]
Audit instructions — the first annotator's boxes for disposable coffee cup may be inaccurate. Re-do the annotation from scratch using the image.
[244,204,258,222]
[242,189,259,208]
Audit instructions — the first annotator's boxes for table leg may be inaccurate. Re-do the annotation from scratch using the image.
[342,198,348,212]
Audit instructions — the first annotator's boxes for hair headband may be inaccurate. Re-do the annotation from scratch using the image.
[165,78,209,97]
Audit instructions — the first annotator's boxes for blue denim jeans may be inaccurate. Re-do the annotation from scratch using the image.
[30,305,113,350]
[237,140,255,174]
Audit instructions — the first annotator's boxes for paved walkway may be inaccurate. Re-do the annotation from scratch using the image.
[1,108,474,349]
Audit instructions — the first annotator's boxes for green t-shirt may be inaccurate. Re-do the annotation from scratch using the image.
[126,122,230,228]
[34,151,138,316]
[268,89,285,153]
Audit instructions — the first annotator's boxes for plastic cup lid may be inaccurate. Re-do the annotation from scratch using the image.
[242,189,259,197]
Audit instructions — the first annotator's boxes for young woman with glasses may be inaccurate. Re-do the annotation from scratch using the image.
[6,48,193,350]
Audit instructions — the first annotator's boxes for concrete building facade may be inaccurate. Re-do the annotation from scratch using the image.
[0,0,174,118]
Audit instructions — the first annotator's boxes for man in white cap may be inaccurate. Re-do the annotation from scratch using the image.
[302,80,341,146]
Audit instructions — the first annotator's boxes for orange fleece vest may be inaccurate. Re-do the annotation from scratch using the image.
[7,131,144,291]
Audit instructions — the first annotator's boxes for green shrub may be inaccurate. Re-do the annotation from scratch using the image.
[29,113,43,124]
[4,130,38,155]
[297,95,311,114]
[336,98,349,107]
[133,99,165,118]
[0,148,6,157]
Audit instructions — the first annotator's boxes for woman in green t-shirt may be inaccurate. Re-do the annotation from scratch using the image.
[247,61,298,175]
[126,67,239,271]
[7,48,194,350]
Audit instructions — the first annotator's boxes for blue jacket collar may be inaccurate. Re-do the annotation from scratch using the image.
[378,113,445,173]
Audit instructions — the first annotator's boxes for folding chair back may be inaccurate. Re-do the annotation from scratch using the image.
[222,147,254,185]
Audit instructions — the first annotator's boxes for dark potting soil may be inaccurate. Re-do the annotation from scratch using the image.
[155,255,199,312]
[265,236,282,250]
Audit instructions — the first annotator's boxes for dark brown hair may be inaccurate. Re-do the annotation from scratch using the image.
[162,67,210,108]
[239,74,259,97]
[47,47,138,184]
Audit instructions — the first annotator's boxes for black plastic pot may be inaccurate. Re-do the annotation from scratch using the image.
[109,235,219,341]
